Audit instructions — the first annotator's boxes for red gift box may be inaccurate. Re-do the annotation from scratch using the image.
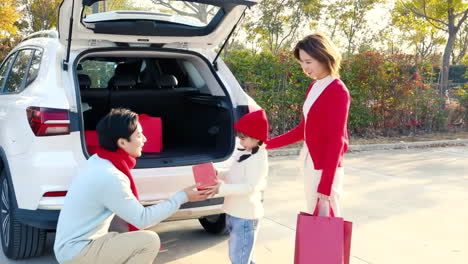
[139,114,162,153]
[192,163,218,190]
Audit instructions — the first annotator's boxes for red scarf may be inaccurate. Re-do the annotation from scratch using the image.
[97,147,140,231]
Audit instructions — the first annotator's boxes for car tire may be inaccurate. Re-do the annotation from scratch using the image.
[0,170,46,259]
[199,213,228,235]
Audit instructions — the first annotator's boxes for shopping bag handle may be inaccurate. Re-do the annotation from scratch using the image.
[312,198,335,217]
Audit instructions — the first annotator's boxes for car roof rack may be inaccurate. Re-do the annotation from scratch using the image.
[22,30,59,43]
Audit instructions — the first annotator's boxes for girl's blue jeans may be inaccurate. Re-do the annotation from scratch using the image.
[226,214,259,264]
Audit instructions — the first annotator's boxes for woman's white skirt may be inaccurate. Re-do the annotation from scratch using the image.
[299,144,344,216]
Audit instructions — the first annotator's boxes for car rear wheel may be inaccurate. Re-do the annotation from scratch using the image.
[199,213,228,235]
[0,170,46,259]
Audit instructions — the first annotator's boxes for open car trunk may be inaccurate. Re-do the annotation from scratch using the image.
[77,49,234,167]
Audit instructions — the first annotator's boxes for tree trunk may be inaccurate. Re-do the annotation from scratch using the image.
[440,32,456,96]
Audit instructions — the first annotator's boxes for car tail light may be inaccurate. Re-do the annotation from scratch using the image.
[26,107,70,136]
[43,191,67,197]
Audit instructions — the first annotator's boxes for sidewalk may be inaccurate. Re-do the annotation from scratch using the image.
[153,146,468,264]
[268,138,468,157]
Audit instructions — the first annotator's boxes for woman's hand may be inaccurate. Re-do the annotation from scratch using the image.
[316,194,331,217]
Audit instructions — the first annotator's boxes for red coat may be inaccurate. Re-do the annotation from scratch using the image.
[267,79,350,196]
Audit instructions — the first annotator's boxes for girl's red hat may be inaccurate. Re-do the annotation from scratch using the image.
[234,109,269,142]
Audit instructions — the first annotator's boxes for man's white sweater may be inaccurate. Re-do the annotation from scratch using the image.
[54,155,188,263]
[218,146,268,219]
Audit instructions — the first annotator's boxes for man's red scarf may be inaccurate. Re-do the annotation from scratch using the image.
[97,147,140,231]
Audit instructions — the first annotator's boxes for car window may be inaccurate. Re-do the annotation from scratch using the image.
[83,0,220,28]
[182,61,206,89]
[0,55,16,93]
[25,50,43,87]
[4,49,34,94]
[79,60,118,88]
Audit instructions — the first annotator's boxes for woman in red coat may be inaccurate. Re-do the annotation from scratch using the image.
[267,33,350,217]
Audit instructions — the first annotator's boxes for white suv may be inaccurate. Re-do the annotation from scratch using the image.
[0,0,259,259]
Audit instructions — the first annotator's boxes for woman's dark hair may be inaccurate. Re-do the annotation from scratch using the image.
[96,108,139,151]
[237,131,264,162]
[293,33,341,77]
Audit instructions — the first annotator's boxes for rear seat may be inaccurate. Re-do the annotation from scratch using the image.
[78,74,91,89]
[109,72,188,113]
[78,73,110,130]
[79,74,110,107]
[159,74,178,89]
[80,63,199,129]
[108,63,141,89]
[109,75,136,90]
[111,89,185,113]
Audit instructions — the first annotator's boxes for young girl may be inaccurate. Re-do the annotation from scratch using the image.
[206,109,269,264]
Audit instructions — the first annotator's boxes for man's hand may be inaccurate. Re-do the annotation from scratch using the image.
[203,181,221,198]
[183,184,210,202]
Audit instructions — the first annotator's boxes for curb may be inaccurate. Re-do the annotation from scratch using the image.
[268,139,468,157]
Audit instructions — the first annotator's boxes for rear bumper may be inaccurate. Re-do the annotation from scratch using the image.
[15,208,60,230]
[15,197,224,230]
[180,197,223,210]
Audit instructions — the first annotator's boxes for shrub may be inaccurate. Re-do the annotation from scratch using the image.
[223,49,457,137]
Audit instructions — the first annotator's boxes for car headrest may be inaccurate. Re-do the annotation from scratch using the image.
[114,63,140,77]
[110,75,136,88]
[78,74,92,88]
[160,74,178,88]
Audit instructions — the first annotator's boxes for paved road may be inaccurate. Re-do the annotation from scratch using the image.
[1,146,467,264]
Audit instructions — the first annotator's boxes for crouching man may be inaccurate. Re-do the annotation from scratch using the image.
[54,108,210,263]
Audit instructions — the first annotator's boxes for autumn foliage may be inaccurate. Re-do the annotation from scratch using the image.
[224,50,466,138]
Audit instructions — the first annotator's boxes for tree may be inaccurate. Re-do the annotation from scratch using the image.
[150,0,243,55]
[318,1,342,41]
[369,24,410,56]
[320,0,383,56]
[398,0,468,95]
[451,23,468,64]
[0,0,20,38]
[393,4,446,65]
[150,0,217,24]
[0,36,22,61]
[98,0,141,12]
[242,0,321,55]
[20,0,61,33]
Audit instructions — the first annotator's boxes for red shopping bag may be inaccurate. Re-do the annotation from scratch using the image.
[294,200,352,264]
[139,114,162,153]
[343,219,352,264]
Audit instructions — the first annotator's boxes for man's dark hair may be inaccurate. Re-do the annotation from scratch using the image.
[96,108,139,151]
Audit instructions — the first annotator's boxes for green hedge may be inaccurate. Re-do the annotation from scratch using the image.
[224,50,466,137]
[224,50,309,137]
[449,65,468,84]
